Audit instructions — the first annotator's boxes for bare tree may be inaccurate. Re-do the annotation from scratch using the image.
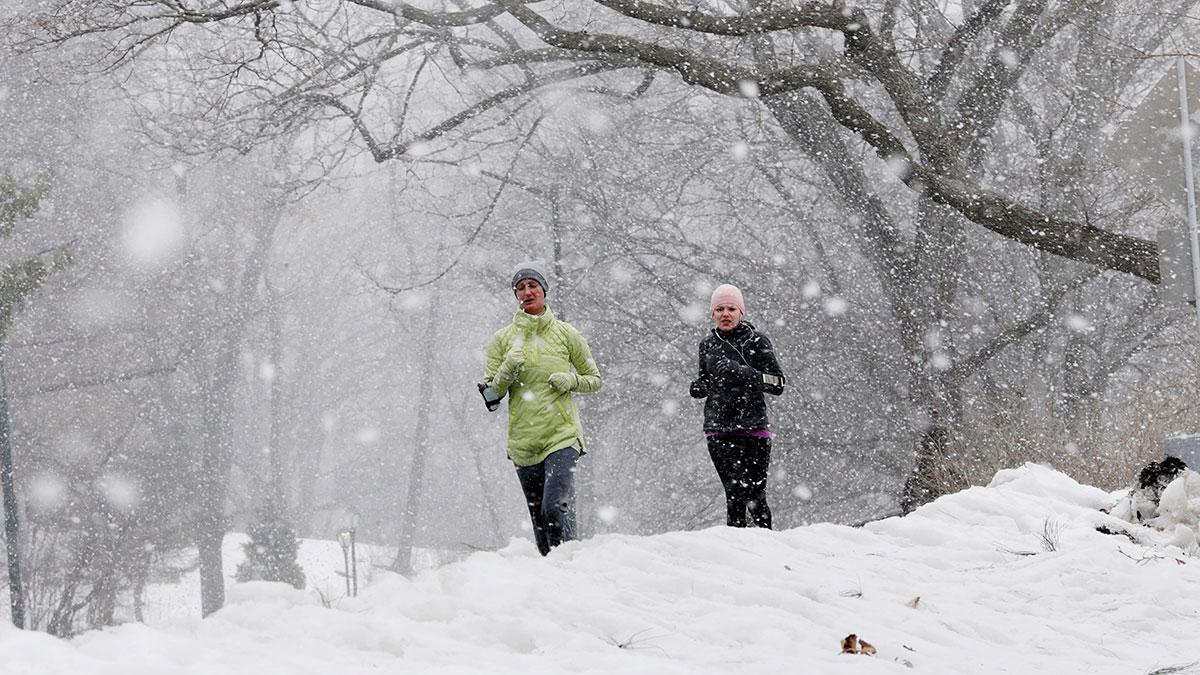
[17,0,1182,277]
[12,0,1197,527]
[1,170,67,629]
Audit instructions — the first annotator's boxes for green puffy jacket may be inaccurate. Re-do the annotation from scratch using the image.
[485,305,602,467]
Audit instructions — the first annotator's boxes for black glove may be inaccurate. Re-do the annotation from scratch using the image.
[705,351,750,378]
[689,377,709,399]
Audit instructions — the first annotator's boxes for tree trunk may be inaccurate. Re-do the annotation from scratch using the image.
[293,414,331,538]
[265,297,287,517]
[197,336,238,617]
[194,208,281,616]
[132,559,147,623]
[196,526,226,617]
[86,559,117,628]
[768,93,968,513]
[392,306,438,574]
[0,347,25,629]
[901,373,966,513]
[469,438,506,548]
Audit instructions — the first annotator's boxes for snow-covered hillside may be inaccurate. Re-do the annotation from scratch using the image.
[3,463,1198,674]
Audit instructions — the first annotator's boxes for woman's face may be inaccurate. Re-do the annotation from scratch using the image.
[712,303,743,332]
[514,278,546,315]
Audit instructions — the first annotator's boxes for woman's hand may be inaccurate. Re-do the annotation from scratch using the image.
[705,351,740,376]
[705,350,758,383]
[496,347,526,383]
[548,372,578,392]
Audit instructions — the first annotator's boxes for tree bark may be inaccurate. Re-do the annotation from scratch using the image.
[0,347,25,629]
[196,330,238,617]
[391,305,438,574]
[265,294,288,517]
[194,206,282,616]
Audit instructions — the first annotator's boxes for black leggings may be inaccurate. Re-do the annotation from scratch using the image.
[515,447,579,556]
[707,435,772,529]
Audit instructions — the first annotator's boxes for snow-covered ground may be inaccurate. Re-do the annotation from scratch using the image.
[3,463,1199,674]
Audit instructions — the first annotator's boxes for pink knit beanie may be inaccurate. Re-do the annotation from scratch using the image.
[710,284,745,316]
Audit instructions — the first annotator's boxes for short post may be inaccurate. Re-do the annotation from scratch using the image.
[348,528,358,597]
[337,529,352,597]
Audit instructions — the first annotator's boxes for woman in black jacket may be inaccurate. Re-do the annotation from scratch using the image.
[689,284,786,528]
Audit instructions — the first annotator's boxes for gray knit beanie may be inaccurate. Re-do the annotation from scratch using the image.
[511,261,549,295]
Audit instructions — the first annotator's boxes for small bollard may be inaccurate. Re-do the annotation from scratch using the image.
[337,528,358,597]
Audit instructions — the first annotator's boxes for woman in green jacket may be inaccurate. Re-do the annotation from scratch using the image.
[484,263,602,555]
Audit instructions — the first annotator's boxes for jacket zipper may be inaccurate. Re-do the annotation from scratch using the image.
[553,398,572,426]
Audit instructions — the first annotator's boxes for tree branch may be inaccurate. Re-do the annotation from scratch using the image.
[345,0,514,27]
[927,0,1012,100]
[300,60,622,161]
[951,269,1100,383]
[918,172,1158,282]
[362,115,546,294]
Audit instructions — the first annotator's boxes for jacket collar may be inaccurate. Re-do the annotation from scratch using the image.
[712,320,754,341]
[513,304,555,332]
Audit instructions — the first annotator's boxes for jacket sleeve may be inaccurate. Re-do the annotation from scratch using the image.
[485,332,515,396]
[754,333,786,397]
[689,341,710,399]
[566,327,602,393]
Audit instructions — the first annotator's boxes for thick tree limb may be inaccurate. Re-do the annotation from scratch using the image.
[763,87,1159,283]
[585,0,851,35]
[538,0,955,169]
[927,0,1012,100]
[345,0,512,27]
[949,0,1093,151]
[916,172,1158,282]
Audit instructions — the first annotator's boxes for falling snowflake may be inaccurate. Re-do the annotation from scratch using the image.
[823,297,848,316]
[1064,314,1094,333]
[597,505,619,524]
[119,197,185,269]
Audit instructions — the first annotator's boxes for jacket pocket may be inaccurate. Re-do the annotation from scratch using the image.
[553,398,573,427]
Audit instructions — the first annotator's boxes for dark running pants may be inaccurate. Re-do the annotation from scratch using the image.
[515,447,579,556]
[707,435,773,529]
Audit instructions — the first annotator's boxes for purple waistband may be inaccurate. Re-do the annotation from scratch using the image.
[706,429,772,439]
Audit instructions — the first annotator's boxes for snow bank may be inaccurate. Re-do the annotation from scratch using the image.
[2,463,1198,674]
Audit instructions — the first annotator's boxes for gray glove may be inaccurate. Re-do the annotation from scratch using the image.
[548,372,577,393]
[495,347,526,383]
